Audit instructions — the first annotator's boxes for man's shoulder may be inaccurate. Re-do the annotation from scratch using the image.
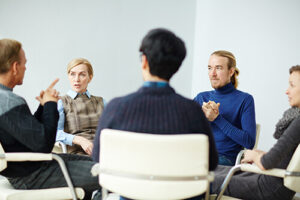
[194,90,213,101]
[234,89,254,101]
[0,90,26,115]
[173,92,204,111]
[106,90,139,107]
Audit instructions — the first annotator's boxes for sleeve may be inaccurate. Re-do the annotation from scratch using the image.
[261,117,300,169]
[213,95,256,149]
[33,104,43,122]
[2,101,58,152]
[194,104,218,170]
[193,93,204,106]
[92,99,120,162]
[103,98,107,107]
[55,99,74,146]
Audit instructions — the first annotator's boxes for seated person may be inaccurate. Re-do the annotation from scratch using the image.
[194,50,256,165]
[56,58,104,155]
[92,28,218,172]
[0,39,100,200]
[212,65,300,200]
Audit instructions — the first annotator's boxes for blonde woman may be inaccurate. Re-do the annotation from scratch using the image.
[56,58,104,155]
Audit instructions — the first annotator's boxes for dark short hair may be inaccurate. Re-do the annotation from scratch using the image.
[139,28,186,81]
[289,65,300,74]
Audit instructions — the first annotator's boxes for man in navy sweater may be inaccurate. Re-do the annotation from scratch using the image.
[92,28,218,171]
[194,50,256,166]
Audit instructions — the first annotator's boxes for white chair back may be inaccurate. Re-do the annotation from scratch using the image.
[0,143,7,172]
[99,129,211,200]
[284,144,300,192]
[253,124,261,149]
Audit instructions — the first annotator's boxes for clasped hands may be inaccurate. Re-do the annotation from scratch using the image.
[36,78,60,105]
[202,100,220,121]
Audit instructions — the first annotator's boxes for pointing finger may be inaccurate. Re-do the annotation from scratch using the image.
[48,78,59,89]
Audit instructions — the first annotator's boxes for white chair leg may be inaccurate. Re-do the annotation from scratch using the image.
[215,165,242,200]
[52,154,78,200]
[102,188,108,200]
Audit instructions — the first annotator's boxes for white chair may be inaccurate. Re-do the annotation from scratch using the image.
[52,142,68,154]
[0,143,84,200]
[215,144,300,200]
[253,123,261,149]
[97,129,214,200]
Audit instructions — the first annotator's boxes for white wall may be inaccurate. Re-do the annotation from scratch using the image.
[1,0,300,151]
[192,0,300,150]
[0,0,196,110]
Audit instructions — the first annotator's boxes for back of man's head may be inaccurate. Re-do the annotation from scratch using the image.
[139,28,186,81]
[0,39,22,74]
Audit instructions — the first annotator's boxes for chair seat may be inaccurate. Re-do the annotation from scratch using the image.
[0,178,85,200]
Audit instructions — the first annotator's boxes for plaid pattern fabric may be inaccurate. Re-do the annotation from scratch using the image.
[61,94,104,154]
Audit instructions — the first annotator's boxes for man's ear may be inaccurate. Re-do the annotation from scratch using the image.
[229,67,235,77]
[11,61,19,76]
[141,55,149,70]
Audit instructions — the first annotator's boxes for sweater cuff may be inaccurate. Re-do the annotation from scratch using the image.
[44,101,58,109]
[260,154,269,169]
[213,114,227,129]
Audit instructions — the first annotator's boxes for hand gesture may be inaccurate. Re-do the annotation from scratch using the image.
[73,136,94,156]
[241,149,266,169]
[36,78,60,105]
[202,101,220,121]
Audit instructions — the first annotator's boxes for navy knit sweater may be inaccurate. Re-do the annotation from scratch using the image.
[194,83,256,163]
[0,84,58,178]
[92,84,218,170]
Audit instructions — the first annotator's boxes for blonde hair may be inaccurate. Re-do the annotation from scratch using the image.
[0,39,22,74]
[211,50,239,88]
[67,58,93,77]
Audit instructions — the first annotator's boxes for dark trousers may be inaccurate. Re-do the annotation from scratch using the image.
[8,154,100,200]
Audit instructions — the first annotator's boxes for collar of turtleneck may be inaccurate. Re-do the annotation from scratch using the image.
[214,82,235,95]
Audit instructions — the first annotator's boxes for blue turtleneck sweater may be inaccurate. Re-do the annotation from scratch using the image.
[194,83,256,163]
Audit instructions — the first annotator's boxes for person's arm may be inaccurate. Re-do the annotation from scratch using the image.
[3,99,58,153]
[260,116,300,169]
[103,98,107,107]
[22,78,59,152]
[55,99,75,146]
[241,149,266,170]
[213,95,256,149]
[192,102,218,170]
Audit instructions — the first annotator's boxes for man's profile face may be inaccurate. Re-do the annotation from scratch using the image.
[208,54,234,89]
[15,48,27,85]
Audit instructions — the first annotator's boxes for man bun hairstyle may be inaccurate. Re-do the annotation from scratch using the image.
[212,50,239,88]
